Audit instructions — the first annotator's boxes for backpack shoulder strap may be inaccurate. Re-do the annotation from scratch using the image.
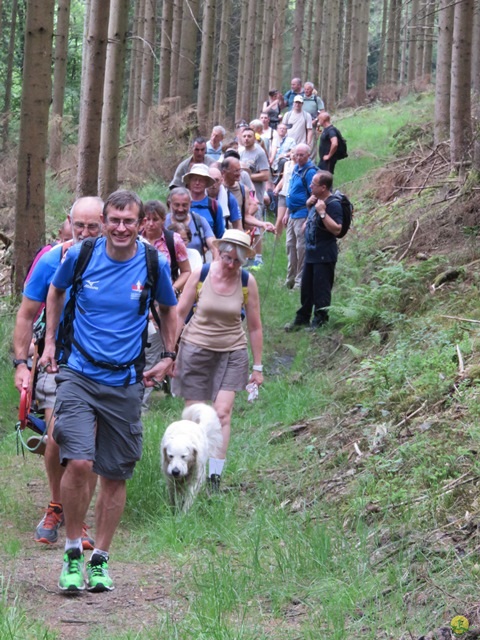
[73,237,98,287]
[141,243,160,317]
[191,212,207,260]
[241,268,249,306]
[207,197,219,236]
[163,229,179,282]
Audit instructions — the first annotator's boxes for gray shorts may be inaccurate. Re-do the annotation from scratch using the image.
[35,371,57,410]
[53,368,144,480]
[171,341,249,401]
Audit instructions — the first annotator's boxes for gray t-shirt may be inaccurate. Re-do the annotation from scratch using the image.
[240,145,270,206]
[282,110,313,145]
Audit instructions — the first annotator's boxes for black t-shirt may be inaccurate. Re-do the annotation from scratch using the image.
[319,125,337,158]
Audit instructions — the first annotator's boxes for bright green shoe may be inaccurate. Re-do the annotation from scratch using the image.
[58,548,85,592]
[86,554,115,592]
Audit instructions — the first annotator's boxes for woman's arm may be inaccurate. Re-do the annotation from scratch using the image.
[174,258,191,294]
[245,274,264,386]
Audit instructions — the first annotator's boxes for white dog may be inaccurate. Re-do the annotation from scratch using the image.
[161,403,223,512]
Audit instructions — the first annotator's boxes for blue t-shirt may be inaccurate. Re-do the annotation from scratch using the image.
[226,192,242,223]
[190,196,225,238]
[165,212,214,255]
[23,243,65,302]
[205,141,222,160]
[52,237,177,386]
[286,161,318,219]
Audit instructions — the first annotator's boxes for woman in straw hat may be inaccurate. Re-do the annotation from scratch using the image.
[172,229,264,490]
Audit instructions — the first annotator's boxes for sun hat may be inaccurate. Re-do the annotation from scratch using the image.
[213,229,255,258]
[293,95,304,103]
[183,163,215,187]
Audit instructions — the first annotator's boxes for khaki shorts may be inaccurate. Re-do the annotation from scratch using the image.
[171,341,249,401]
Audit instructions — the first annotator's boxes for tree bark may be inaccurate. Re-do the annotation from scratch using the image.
[197,0,216,128]
[326,0,340,108]
[239,0,257,119]
[235,0,249,122]
[139,0,156,133]
[311,0,323,88]
[347,0,369,106]
[98,0,129,199]
[126,0,143,138]
[1,0,18,151]
[257,0,274,113]
[473,0,480,171]
[158,0,173,102]
[76,0,110,197]
[422,0,435,83]
[48,0,71,171]
[14,0,55,293]
[169,0,183,97]
[434,0,454,144]
[213,0,231,124]
[320,0,333,101]
[269,0,288,91]
[177,0,199,108]
[450,0,474,169]
[292,0,305,79]
[377,0,388,85]
[407,0,419,85]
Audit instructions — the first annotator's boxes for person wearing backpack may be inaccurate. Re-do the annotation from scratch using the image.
[13,197,104,550]
[284,171,343,331]
[317,111,341,174]
[39,190,177,594]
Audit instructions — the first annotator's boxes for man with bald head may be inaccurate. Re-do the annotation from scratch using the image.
[283,144,317,289]
[13,196,104,547]
[284,77,303,110]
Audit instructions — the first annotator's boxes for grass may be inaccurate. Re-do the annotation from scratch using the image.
[2,90,480,638]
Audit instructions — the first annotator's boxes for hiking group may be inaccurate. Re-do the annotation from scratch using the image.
[12,75,350,594]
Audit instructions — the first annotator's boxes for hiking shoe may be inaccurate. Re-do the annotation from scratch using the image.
[81,523,95,551]
[26,434,48,456]
[58,548,85,592]
[284,320,308,332]
[86,554,115,592]
[208,473,221,493]
[34,503,64,544]
[246,258,263,271]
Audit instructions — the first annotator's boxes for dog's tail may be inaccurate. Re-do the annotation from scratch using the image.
[182,403,223,456]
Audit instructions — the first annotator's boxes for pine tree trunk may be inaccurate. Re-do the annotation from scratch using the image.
[239,0,256,119]
[48,0,71,171]
[169,0,183,97]
[407,0,419,85]
[139,0,156,133]
[326,0,340,109]
[311,0,323,88]
[269,0,288,90]
[132,0,146,132]
[414,0,425,82]
[1,0,18,151]
[158,0,173,102]
[126,0,143,139]
[473,0,480,171]
[213,0,231,124]
[377,0,388,85]
[14,0,55,293]
[304,0,314,80]
[450,0,473,169]
[434,0,454,145]
[257,0,274,114]
[321,0,333,103]
[341,0,352,99]
[197,0,216,129]
[235,0,248,122]
[177,0,199,108]
[422,0,435,83]
[292,0,305,79]
[98,0,129,199]
[76,0,110,197]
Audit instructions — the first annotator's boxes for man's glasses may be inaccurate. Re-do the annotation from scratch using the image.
[105,217,139,228]
[73,222,101,231]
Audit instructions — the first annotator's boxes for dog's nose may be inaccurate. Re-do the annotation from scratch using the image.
[172,468,180,477]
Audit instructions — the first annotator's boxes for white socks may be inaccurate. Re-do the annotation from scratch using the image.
[209,458,225,476]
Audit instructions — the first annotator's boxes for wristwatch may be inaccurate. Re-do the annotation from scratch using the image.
[12,358,28,368]
[160,351,177,361]
[320,212,326,219]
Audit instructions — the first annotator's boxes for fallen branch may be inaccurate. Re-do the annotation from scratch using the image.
[441,315,480,325]
[456,344,465,374]
[397,219,419,261]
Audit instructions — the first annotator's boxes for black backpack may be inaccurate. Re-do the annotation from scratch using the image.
[56,238,160,381]
[328,190,354,238]
[333,127,348,160]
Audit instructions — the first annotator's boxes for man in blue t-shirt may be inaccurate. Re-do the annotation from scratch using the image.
[283,144,318,289]
[285,171,343,331]
[13,196,103,548]
[183,163,225,239]
[40,190,177,594]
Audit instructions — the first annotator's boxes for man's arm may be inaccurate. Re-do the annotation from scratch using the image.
[250,168,269,184]
[38,284,66,372]
[13,297,42,392]
[324,135,338,161]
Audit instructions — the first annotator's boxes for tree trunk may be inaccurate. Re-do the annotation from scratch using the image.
[177,0,199,108]
[407,0,419,85]
[450,0,473,169]
[473,0,480,171]
[213,0,232,124]
[235,0,248,122]
[341,0,352,99]
[98,0,129,199]
[347,0,369,106]
[292,0,305,79]
[132,0,146,133]
[326,0,340,109]
[139,0,156,133]
[311,0,323,88]
[269,0,288,91]
[169,0,183,98]
[399,0,407,82]
[126,0,143,139]
[158,0,173,102]
[197,0,216,129]
[320,0,333,101]
[1,0,18,151]
[414,0,425,81]
[422,0,435,83]
[76,0,110,197]
[48,0,71,171]
[251,0,264,116]
[377,0,388,85]
[434,0,454,144]
[14,0,55,293]
[239,0,257,119]
[304,0,314,80]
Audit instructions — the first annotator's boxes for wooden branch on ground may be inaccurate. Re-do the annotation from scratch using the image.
[397,220,419,261]
[441,315,480,325]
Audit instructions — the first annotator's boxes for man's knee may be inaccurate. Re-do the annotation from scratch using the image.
[65,459,94,478]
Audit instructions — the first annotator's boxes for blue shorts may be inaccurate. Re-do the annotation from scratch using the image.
[53,368,144,480]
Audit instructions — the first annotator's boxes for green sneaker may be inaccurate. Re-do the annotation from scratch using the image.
[58,548,85,592]
[86,554,115,592]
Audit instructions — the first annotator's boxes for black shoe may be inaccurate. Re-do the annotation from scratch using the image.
[208,474,221,493]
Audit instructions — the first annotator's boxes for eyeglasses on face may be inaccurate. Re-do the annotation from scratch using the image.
[105,217,139,228]
[221,253,242,266]
[73,222,100,231]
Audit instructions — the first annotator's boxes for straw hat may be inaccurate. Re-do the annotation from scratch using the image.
[183,163,215,187]
[213,229,255,258]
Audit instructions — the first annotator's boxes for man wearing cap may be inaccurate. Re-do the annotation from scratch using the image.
[281,96,313,147]
[183,164,225,239]
[169,137,216,189]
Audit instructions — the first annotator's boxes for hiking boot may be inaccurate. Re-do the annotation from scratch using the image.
[208,473,221,493]
[81,523,95,551]
[34,502,64,544]
[26,434,48,456]
[284,320,308,332]
[58,548,85,592]
[86,554,115,592]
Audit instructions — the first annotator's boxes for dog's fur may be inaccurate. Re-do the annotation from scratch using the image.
[161,403,223,512]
